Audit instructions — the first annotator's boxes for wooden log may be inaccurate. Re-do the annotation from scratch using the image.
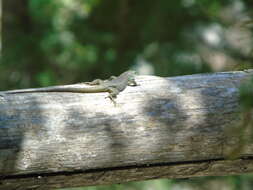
[0,70,253,189]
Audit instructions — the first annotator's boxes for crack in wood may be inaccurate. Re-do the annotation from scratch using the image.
[2,157,253,180]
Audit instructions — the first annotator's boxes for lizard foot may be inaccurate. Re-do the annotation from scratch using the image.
[107,95,117,106]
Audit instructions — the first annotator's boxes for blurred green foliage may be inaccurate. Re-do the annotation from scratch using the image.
[60,174,253,190]
[1,0,253,190]
[61,179,173,190]
[3,0,252,91]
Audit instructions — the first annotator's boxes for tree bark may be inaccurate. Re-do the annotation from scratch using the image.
[0,70,253,189]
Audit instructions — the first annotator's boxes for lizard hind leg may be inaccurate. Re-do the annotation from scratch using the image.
[84,79,104,85]
[108,76,117,80]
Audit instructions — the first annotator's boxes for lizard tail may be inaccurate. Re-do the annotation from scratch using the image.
[1,85,107,94]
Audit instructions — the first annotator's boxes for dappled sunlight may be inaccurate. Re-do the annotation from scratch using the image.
[2,0,253,188]
[0,74,211,174]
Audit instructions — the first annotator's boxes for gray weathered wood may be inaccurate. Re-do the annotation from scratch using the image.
[0,70,253,189]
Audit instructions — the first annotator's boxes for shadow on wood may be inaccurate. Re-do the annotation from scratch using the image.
[0,70,253,189]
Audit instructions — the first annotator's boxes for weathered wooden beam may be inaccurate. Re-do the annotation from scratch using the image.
[0,70,253,189]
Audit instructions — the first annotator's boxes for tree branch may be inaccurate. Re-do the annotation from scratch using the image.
[1,70,253,189]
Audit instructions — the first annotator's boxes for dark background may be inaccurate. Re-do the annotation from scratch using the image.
[1,0,253,189]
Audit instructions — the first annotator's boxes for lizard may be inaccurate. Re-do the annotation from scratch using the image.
[0,70,138,104]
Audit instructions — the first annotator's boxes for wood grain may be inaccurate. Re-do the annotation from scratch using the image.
[0,70,253,189]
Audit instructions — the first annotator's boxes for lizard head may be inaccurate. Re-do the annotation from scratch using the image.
[124,70,137,86]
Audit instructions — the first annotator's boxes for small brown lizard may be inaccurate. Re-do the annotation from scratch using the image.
[0,71,138,104]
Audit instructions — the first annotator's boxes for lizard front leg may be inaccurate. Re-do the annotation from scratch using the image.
[107,87,120,105]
